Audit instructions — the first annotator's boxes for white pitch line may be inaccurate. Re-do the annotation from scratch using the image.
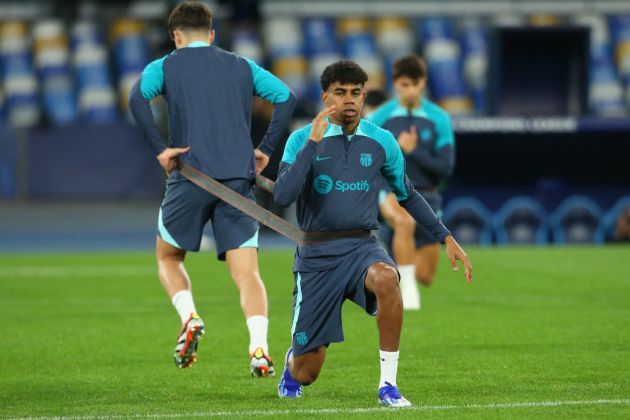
[6,399,630,420]
[0,265,154,279]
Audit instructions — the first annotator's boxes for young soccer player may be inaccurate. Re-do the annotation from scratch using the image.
[273,60,472,406]
[128,2,296,375]
[367,54,456,310]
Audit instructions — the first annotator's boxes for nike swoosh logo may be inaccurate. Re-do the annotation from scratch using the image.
[380,358,386,361]
[315,156,332,161]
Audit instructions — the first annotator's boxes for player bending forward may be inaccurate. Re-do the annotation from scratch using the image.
[272,60,472,406]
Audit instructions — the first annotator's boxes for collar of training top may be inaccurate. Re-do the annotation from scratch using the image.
[187,41,211,48]
[323,117,368,140]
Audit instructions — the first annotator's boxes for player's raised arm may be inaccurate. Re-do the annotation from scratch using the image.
[380,129,472,283]
[245,58,297,166]
[273,105,336,206]
[405,111,455,178]
[128,58,169,155]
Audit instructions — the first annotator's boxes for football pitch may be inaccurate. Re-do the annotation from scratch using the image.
[0,246,629,419]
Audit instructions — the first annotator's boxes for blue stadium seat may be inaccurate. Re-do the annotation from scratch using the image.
[33,20,77,125]
[264,18,308,98]
[442,197,493,245]
[111,19,150,115]
[459,19,488,114]
[338,17,384,89]
[602,196,630,240]
[72,22,117,123]
[609,15,630,110]
[0,21,40,127]
[303,18,341,101]
[418,17,472,115]
[550,195,605,245]
[574,14,625,117]
[493,196,548,245]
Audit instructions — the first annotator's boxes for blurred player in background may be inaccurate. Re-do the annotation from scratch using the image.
[128,2,296,374]
[273,60,471,406]
[367,55,455,310]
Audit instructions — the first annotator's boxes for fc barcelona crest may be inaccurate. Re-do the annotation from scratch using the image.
[360,153,372,167]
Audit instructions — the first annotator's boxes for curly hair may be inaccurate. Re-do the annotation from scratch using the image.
[320,60,368,91]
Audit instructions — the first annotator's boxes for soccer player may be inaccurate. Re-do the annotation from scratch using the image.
[367,54,456,310]
[128,2,296,375]
[272,60,472,406]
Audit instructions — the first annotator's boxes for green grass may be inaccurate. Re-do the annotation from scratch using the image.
[0,246,629,419]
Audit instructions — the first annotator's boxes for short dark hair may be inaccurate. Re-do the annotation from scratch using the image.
[168,2,213,40]
[393,55,427,81]
[320,60,368,91]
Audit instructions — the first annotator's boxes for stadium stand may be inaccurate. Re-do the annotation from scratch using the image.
[493,196,548,246]
[442,197,493,245]
[550,195,606,245]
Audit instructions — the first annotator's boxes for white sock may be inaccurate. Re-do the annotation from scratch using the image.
[246,315,269,354]
[171,290,198,323]
[398,265,420,310]
[379,350,399,388]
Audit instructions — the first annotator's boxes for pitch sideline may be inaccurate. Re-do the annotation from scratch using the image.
[7,398,630,420]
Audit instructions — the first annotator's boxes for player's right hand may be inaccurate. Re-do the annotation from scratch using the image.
[397,125,417,154]
[157,146,190,174]
[309,105,336,143]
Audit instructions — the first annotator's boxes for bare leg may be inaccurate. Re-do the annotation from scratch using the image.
[414,243,440,286]
[364,262,402,351]
[156,236,190,298]
[290,346,327,386]
[381,193,416,265]
[225,247,268,318]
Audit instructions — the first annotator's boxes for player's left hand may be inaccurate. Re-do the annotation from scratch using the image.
[444,235,473,284]
[254,149,270,175]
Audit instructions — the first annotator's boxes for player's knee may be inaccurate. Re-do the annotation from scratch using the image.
[372,266,400,297]
[393,214,415,234]
[292,364,321,386]
[417,274,434,286]
[231,270,262,289]
[416,265,437,286]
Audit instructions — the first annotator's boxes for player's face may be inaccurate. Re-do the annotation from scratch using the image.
[322,82,365,125]
[394,76,425,107]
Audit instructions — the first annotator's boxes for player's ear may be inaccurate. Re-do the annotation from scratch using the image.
[173,30,183,48]
[419,78,427,91]
[209,29,215,44]
[321,90,329,105]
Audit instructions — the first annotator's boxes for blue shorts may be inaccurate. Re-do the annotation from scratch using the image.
[290,237,397,356]
[158,170,258,260]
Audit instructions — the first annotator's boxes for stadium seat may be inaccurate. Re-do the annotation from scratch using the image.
[549,195,605,245]
[0,21,40,127]
[338,17,384,90]
[609,15,630,110]
[232,28,264,65]
[264,18,308,98]
[460,19,488,114]
[33,19,77,125]
[442,197,493,245]
[303,18,342,101]
[418,17,472,115]
[574,14,626,117]
[72,22,117,123]
[602,196,630,240]
[493,196,548,245]
[111,19,149,114]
